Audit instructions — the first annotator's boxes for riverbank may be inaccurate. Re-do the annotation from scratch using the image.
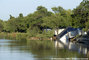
[0,32,53,40]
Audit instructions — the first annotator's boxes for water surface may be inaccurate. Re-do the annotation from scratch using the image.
[0,39,87,60]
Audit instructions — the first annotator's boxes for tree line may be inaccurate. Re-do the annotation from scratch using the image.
[0,0,89,33]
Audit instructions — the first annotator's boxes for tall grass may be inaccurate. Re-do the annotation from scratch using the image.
[0,32,28,40]
[0,30,54,40]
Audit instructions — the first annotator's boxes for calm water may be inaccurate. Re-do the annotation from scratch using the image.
[0,39,88,60]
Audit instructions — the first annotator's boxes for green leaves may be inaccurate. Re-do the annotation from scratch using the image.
[1,6,73,33]
[4,14,27,32]
[0,20,3,32]
[73,0,89,28]
[1,1,89,33]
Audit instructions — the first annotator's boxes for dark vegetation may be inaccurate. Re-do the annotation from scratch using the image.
[0,0,89,40]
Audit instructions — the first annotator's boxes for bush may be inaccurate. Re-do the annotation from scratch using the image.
[0,32,28,40]
[27,26,41,37]
[16,33,28,40]
[42,30,54,38]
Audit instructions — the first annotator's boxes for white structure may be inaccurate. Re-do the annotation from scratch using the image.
[56,27,82,47]
[68,42,88,55]
[60,33,69,46]
[54,29,65,35]
[68,30,78,38]
[78,29,82,35]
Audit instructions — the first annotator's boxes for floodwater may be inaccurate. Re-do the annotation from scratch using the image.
[0,39,88,60]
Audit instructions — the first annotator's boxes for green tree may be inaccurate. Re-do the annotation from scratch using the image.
[19,13,23,18]
[52,6,72,28]
[9,15,15,19]
[42,14,63,29]
[26,6,52,33]
[0,20,3,32]
[4,14,27,32]
[6,18,17,32]
[15,17,27,32]
[73,0,89,28]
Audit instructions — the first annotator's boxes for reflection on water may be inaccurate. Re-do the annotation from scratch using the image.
[68,42,88,55]
[55,40,89,58]
[0,39,88,60]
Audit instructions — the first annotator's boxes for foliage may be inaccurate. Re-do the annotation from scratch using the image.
[0,32,28,40]
[73,0,89,28]
[0,0,89,37]
[27,26,41,37]
[0,20,3,32]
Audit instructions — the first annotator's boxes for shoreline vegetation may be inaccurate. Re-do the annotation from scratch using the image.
[0,32,53,40]
[0,0,89,40]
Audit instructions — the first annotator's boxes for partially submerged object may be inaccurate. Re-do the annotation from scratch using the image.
[56,27,82,46]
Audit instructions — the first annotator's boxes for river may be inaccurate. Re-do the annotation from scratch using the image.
[0,39,88,60]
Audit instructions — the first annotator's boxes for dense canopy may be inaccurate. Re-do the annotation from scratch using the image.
[0,0,89,33]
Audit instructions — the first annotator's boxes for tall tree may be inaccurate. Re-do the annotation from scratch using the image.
[73,0,89,28]
[0,20,3,32]
[52,6,72,28]
[26,6,52,33]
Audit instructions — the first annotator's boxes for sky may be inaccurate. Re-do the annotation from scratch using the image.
[0,0,83,20]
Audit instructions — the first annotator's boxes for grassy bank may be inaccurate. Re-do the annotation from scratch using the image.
[0,30,54,40]
[0,32,28,40]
